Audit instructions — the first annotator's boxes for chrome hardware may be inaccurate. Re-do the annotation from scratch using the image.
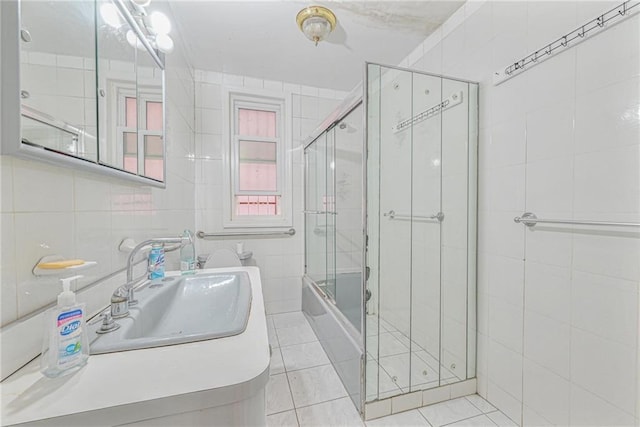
[196,228,296,239]
[96,312,120,334]
[20,90,30,99]
[123,234,193,306]
[514,212,640,229]
[20,29,32,42]
[303,210,337,215]
[110,287,129,318]
[384,210,444,222]
[494,0,640,85]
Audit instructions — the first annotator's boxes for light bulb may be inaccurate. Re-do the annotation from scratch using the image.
[100,3,121,28]
[302,17,331,45]
[150,11,171,35]
[155,34,174,53]
[131,0,151,6]
[126,30,146,50]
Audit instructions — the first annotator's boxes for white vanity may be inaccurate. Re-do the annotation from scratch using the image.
[0,267,270,426]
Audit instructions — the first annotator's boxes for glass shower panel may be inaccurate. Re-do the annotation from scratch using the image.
[333,104,364,332]
[409,72,442,392]
[365,64,382,402]
[326,129,336,300]
[365,62,478,404]
[440,79,472,384]
[368,64,414,398]
[305,133,328,290]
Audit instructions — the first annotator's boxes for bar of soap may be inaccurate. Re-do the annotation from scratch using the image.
[37,259,85,269]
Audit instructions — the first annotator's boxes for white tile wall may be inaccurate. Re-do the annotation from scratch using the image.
[401,1,640,425]
[1,38,197,378]
[193,70,346,314]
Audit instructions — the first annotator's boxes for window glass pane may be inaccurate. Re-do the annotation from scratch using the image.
[238,140,277,192]
[125,97,137,128]
[239,140,276,161]
[146,101,163,131]
[235,195,280,216]
[144,135,164,181]
[123,133,137,174]
[238,108,276,137]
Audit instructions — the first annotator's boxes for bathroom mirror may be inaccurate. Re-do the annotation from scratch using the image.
[97,0,165,181]
[1,0,166,187]
[19,0,98,161]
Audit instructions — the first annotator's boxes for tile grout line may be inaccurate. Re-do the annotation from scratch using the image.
[440,412,499,427]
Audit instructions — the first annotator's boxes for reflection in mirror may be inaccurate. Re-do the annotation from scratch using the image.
[96,0,165,182]
[136,49,164,181]
[19,0,97,161]
[97,0,137,173]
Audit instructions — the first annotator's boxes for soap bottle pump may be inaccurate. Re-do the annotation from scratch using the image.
[41,275,90,378]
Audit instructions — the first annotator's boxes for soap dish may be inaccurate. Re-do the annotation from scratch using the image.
[33,255,97,277]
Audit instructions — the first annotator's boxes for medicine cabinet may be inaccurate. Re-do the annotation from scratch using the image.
[0,0,167,187]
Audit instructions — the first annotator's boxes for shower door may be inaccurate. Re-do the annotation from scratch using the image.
[304,104,364,333]
[365,63,478,402]
[304,131,335,299]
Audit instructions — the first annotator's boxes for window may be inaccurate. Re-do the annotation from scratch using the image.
[223,89,292,228]
[112,82,164,181]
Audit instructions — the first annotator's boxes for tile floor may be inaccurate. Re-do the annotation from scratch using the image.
[365,314,461,401]
[266,311,516,427]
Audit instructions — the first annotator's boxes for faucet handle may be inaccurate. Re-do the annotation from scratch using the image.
[96,312,120,334]
[111,288,130,318]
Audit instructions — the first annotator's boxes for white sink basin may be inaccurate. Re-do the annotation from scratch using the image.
[89,271,252,354]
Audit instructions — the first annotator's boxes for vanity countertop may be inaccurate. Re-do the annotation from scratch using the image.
[0,267,270,426]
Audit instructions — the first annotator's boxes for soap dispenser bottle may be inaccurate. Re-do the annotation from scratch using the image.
[180,229,196,275]
[41,275,89,378]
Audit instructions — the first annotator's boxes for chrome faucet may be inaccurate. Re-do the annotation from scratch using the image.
[111,234,193,318]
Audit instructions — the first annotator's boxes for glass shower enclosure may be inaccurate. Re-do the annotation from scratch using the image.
[305,102,364,333]
[365,63,478,403]
[302,63,478,416]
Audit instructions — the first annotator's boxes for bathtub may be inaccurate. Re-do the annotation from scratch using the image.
[302,273,364,415]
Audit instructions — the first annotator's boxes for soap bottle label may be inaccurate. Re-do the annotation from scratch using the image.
[149,244,165,279]
[56,308,84,368]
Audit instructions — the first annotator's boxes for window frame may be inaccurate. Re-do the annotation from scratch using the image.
[223,87,293,229]
[108,79,163,179]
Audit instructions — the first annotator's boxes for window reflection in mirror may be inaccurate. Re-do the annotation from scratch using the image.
[97,0,164,182]
[19,0,98,161]
[97,0,137,173]
[136,49,164,181]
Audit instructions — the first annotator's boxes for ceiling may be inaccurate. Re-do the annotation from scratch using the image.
[165,1,465,91]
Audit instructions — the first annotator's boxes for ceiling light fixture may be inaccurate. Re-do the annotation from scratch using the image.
[119,0,175,54]
[296,5,336,46]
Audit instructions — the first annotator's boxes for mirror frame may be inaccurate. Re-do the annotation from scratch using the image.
[0,0,167,188]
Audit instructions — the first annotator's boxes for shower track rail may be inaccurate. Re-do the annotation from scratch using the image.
[514,212,640,228]
[196,228,296,239]
[384,210,444,222]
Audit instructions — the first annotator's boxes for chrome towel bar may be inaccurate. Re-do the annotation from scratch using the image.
[303,210,337,215]
[196,228,296,239]
[514,212,640,228]
[384,210,444,222]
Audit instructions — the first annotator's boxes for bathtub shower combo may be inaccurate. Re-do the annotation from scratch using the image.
[302,63,478,417]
